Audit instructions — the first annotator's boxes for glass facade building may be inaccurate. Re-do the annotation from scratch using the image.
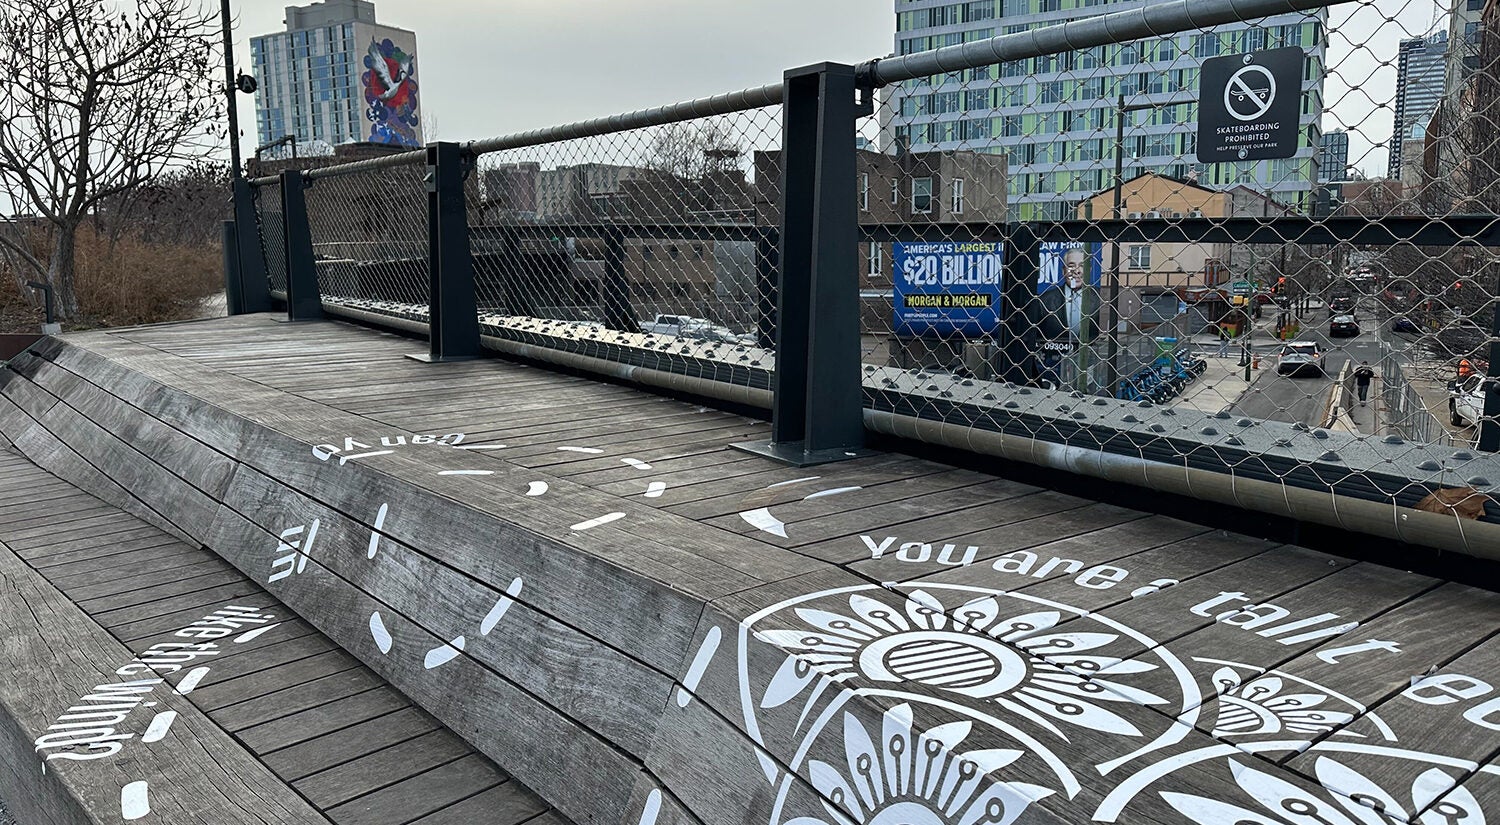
[1389,32,1449,180]
[251,0,422,151]
[884,0,1328,220]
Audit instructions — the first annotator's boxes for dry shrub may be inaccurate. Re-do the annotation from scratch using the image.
[73,231,223,328]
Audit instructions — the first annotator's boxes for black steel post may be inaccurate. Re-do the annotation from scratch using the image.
[231,178,272,313]
[1479,265,1500,451]
[1001,226,1041,385]
[410,141,481,362]
[756,228,779,351]
[732,63,868,466]
[280,170,322,321]
[222,220,242,315]
[600,227,635,333]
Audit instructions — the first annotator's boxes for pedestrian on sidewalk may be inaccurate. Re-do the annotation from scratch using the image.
[1354,360,1375,406]
[1217,324,1231,358]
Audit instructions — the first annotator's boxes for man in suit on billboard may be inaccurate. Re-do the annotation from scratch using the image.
[1035,245,1097,345]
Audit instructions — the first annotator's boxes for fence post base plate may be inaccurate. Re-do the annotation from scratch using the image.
[729,439,876,468]
[404,353,480,364]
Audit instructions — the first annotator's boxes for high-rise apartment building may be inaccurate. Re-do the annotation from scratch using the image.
[251,0,422,151]
[1448,0,1486,96]
[1389,32,1449,181]
[884,1,1327,221]
[1318,129,1348,182]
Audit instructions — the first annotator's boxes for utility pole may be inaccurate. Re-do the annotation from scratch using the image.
[1107,94,1173,398]
[220,0,242,180]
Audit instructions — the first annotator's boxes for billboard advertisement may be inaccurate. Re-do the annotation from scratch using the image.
[892,241,1005,336]
[1033,241,1103,389]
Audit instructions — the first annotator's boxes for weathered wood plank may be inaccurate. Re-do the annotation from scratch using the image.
[189,648,364,712]
[322,754,507,825]
[405,781,551,825]
[212,668,387,732]
[292,729,473,809]
[262,707,441,781]
[0,538,327,825]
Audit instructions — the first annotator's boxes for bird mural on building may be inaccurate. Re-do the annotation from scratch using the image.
[363,38,421,146]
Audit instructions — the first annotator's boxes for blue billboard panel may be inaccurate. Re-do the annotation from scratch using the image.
[893,241,1005,336]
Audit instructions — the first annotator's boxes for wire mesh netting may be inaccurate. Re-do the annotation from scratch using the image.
[244,0,1500,536]
[466,107,783,395]
[253,180,286,295]
[858,0,1500,529]
[301,158,431,325]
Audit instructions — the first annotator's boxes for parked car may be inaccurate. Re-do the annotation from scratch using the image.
[1327,296,1356,316]
[638,314,712,337]
[1391,316,1420,334]
[683,324,756,345]
[1277,341,1326,376]
[1450,373,1498,426]
[1329,314,1361,338]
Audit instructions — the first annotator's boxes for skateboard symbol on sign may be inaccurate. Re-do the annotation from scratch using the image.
[1225,63,1276,122]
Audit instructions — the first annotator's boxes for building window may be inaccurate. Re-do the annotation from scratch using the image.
[1128,245,1152,269]
[951,178,965,214]
[891,178,901,206]
[912,177,933,214]
[869,244,883,276]
[860,173,869,211]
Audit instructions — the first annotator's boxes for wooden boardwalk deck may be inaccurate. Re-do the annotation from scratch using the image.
[0,312,1496,825]
[0,449,567,824]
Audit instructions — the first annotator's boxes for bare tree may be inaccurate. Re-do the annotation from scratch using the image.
[0,0,222,320]
[643,121,743,180]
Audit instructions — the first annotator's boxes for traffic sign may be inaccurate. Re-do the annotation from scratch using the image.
[1197,47,1305,163]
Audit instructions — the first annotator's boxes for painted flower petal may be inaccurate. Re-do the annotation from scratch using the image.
[1411,767,1463,816]
[1229,759,1366,825]
[843,711,882,812]
[960,748,1025,774]
[806,759,865,824]
[956,781,1054,825]
[1021,631,1118,655]
[1264,692,1332,710]
[761,653,816,709]
[950,596,1001,632]
[912,720,969,799]
[905,590,947,630]
[755,628,858,653]
[849,594,910,633]
[1012,687,1143,737]
[1160,791,1285,825]
[1314,756,1408,825]
[986,610,1061,640]
[795,607,880,641]
[1213,666,1246,693]
[881,704,915,799]
[1416,780,1483,825]
[1238,676,1286,701]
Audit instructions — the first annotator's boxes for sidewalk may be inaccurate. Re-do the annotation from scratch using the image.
[1175,353,1255,415]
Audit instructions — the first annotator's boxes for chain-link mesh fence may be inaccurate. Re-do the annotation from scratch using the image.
[252,179,286,295]
[302,157,431,325]
[239,0,1500,544]
[466,108,783,394]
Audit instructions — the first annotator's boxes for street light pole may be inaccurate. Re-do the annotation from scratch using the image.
[220,0,242,180]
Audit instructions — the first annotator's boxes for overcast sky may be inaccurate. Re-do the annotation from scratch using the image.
[228,0,1441,177]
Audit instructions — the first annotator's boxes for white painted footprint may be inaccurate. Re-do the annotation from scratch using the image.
[369,611,393,654]
[423,636,466,670]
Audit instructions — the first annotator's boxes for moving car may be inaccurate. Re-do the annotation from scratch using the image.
[1391,316,1420,334]
[1329,314,1361,338]
[1277,342,1326,376]
[1450,373,1498,426]
[1327,296,1355,316]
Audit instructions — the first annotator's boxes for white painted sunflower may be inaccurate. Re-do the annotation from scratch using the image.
[784,703,1052,825]
[1161,757,1484,825]
[1211,667,1355,738]
[754,589,1165,738]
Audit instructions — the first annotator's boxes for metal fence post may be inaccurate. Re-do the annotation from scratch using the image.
[733,63,868,466]
[600,227,635,333]
[230,177,272,314]
[1479,267,1500,451]
[1001,226,1041,385]
[280,170,322,321]
[410,141,481,362]
[755,228,779,350]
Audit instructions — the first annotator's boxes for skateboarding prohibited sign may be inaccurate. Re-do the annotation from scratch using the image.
[1198,47,1304,162]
